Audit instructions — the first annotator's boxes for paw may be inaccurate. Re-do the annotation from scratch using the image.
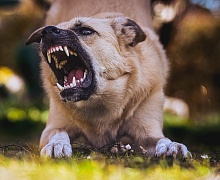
[155,138,190,158]
[40,131,72,158]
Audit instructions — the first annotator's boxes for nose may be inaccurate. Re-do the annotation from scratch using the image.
[41,26,60,37]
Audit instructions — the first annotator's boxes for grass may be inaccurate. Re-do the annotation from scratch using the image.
[0,103,220,179]
[0,140,219,180]
[0,151,216,180]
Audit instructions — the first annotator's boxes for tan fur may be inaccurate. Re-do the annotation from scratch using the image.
[38,11,169,156]
[45,0,153,28]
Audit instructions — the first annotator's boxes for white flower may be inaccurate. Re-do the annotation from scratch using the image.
[201,154,209,159]
[125,144,131,150]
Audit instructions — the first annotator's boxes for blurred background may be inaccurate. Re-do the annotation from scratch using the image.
[0,0,219,153]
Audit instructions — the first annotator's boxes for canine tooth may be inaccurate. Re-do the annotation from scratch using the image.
[85,69,88,75]
[56,83,64,91]
[72,77,76,86]
[64,46,69,57]
[59,46,64,51]
[47,53,51,63]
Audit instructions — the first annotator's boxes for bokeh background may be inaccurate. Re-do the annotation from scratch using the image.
[0,0,220,153]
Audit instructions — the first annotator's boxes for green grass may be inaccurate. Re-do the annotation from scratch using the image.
[0,152,216,180]
[0,141,219,180]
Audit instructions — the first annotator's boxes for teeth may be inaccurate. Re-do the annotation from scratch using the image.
[52,55,59,68]
[64,76,67,83]
[47,52,51,63]
[59,75,86,90]
[72,77,76,86]
[64,85,70,89]
[56,83,64,91]
[64,46,69,57]
[70,50,77,56]
[70,83,74,88]
[48,45,73,60]
[59,46,64,51]
[58,60,67,69]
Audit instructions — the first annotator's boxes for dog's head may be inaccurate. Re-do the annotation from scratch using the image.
[26,14,146,102]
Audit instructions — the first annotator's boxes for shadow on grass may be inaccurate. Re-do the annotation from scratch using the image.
[0,117,45,144]
[164,123,220,153]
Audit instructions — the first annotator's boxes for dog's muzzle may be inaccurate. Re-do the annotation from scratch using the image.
[26,25,96,102]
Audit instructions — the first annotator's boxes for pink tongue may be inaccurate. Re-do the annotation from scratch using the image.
[67,67,84,84]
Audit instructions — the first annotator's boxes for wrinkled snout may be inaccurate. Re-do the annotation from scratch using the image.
[26,26,63,45]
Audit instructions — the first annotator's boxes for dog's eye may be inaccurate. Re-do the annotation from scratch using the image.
[79,27,95,35]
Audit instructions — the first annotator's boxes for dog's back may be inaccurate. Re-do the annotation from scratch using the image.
[45,0,153,28]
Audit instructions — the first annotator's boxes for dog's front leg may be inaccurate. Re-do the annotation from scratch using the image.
[39,98,73,158]
[125,89,189,158]
[40,129,72,158]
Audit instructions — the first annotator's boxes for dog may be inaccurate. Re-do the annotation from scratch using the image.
[26,1,189,158]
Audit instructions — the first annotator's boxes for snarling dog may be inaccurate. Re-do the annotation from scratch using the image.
[26,13,189,158]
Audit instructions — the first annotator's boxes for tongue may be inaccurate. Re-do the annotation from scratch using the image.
[67,67,84,84]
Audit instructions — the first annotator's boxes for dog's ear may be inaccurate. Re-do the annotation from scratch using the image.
[112,17,146,47]
[26,27,45,45]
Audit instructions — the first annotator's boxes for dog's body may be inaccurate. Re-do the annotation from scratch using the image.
[27,0,188,158]
[45,0,153,28]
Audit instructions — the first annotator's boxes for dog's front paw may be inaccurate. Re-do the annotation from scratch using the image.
[155,138,189,158]
[40,131,72,158]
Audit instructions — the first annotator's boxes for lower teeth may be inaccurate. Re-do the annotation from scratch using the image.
[56,69,88,91]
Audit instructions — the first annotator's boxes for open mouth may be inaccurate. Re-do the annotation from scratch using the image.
[43,44,95,102]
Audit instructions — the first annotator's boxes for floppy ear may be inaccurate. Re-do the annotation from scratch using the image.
[112,17,146,47]
[26,27,45,45]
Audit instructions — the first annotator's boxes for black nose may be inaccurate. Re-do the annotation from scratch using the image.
[41,26,60,37]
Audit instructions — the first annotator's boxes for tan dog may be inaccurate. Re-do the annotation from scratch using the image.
[26,1,189,158]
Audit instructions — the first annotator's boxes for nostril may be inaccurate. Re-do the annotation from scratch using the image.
[41,29,48,36]
[51,27,60,34]
[41,26,60,37]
